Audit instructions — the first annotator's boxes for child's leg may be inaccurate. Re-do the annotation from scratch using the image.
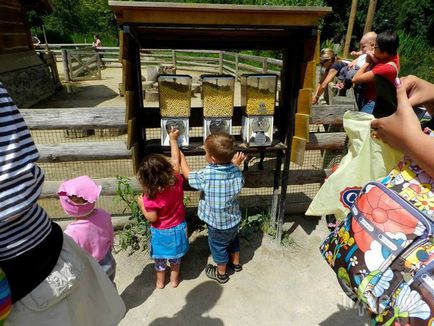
[168,258,181,288]
[154,259,167,289]
[228,232,242,272]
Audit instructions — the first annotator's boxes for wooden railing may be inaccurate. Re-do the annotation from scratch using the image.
[21,103,353,219]
[40,44,282,79]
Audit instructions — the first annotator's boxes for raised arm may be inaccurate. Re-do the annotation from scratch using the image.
[231,152,246,167]
[371,81,434,177]
[169,127,180,173]
[179,151,191,180]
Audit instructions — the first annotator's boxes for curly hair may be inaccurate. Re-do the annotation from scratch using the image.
[205,132,235,163]
[136,153,176,199]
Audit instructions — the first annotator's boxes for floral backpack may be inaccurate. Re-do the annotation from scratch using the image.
[320,128,434,325]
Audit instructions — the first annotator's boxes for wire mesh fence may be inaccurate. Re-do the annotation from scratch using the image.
[33,123,335,220]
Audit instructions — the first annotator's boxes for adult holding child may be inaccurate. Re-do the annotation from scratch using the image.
[352,31,400,115]
[0,83,125,325]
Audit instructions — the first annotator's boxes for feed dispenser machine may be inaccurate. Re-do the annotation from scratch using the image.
[201,75,235,141]
[241,74,277,146]
[158,74,192,147]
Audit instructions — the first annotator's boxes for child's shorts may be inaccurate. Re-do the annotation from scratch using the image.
[154,258,181,272]
[207,224,240,265]
[150,222,189,260]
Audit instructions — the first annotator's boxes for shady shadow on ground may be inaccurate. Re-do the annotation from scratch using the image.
[148,281,224,326]
[318,304,370,326]
[284,211,322,237]
[182,216,264,280]
[32,84,119,108]
[120,263,155,312]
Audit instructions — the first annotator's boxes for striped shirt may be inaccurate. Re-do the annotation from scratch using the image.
[0,83,52,260]
[189,163,244,230]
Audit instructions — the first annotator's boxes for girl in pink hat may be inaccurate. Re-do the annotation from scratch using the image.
[59,175,116,282]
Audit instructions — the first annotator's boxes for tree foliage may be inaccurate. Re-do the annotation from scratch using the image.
[321,0,434,46]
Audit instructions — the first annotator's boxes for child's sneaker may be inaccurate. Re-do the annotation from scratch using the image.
[227,261,243,272]
[205,264,229,284]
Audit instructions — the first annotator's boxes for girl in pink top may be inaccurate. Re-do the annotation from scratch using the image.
[136,129,188,289]
[58,175,116,282]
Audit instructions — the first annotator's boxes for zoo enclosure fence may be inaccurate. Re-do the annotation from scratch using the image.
[29,45,354,226]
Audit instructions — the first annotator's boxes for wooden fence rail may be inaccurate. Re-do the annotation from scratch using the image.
[41,44,283,79]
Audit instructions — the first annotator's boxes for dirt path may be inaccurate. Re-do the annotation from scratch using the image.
[115,216,369,326]
[36,67,369,325]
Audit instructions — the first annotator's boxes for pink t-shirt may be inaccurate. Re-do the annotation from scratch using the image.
[64,208,114,262]
[142,173,185,229]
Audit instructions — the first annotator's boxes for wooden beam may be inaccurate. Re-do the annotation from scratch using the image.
[34,131,345,164]
[37,142,130,162]
[20,107,126,129]
[363,0,377,34]
[297,88,312,115]
[109,1,331,27]
[343,0,358,58]
[310,104,355,124]
[40,168,330,198]
[21,105,354,130]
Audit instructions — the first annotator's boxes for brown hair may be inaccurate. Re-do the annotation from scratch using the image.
[136,153,176,199]
[204,132,235,163]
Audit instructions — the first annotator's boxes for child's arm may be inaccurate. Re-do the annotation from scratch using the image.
[169,127,181,173]
[136,195,158,223]
[350,50,362,58]
[232,151,246,167]
[352,60,374,84]
[179,151,191,180]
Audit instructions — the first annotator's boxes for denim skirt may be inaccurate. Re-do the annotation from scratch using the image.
[150,222,189,260]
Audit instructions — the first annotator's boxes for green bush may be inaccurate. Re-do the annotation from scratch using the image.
[398,31,434,83]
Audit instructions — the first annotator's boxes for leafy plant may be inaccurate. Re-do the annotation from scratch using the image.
[240,209,295,247]
[114,176,150,254]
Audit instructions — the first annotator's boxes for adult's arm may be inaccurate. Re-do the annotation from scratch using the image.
[371,82,434,177]
[401,75,434,113]
[312,68,338,104]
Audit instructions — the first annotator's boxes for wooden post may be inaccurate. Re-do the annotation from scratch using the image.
[218,51,223,74]
[343,0,358,58]
[172,50,176,69]
[61,49,72,93]
[363,0,377,34]
[262,58,268,73]
[235,53,239,80]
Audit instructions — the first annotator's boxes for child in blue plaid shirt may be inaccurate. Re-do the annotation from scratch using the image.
[178,132,245,283]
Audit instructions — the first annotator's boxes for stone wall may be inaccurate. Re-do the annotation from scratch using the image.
[0,51,55,107]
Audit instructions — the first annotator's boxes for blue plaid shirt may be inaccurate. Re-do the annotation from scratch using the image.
[188,163,244,230]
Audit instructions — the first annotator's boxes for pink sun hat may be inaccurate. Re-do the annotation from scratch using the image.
[58,176,102,217]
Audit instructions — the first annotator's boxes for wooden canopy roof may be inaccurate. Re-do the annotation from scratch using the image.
[109,1,331,50]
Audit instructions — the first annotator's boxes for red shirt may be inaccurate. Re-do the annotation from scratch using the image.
[364,54,400,102]
[142,173,185,229]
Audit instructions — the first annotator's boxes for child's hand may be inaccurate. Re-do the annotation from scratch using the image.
[136,195,145,214]
[366,51,378,64]
[335,82,344,90]
[232,152,246,166]
[169,126,180,143]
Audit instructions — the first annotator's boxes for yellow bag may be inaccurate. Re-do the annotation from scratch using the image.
[306,111,403,219]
